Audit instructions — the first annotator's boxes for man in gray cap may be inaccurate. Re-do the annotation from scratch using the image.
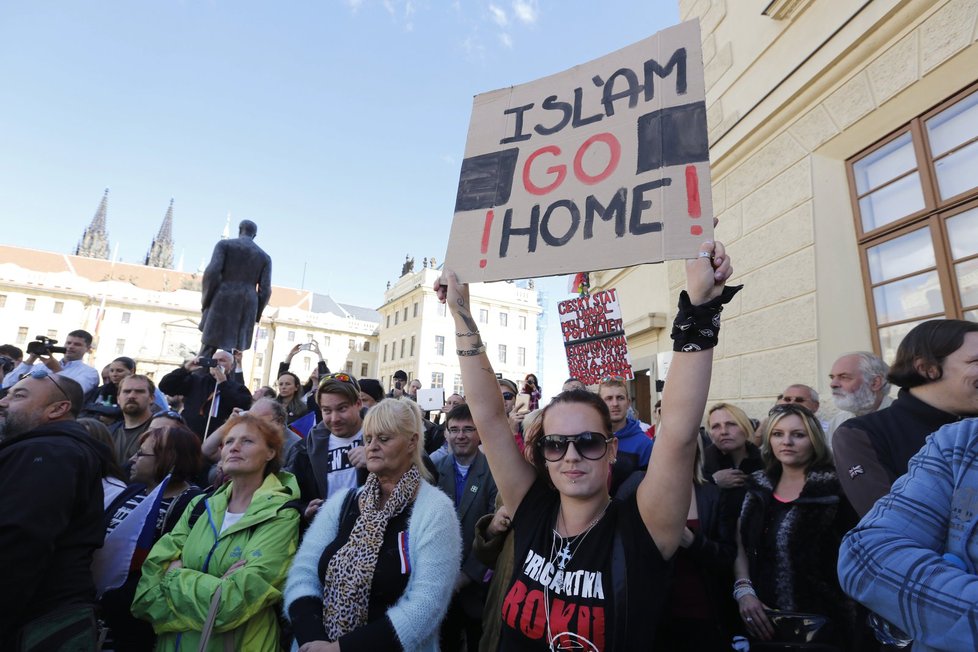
[199,219,272,355]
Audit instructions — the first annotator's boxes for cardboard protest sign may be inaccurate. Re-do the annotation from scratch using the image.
[445,19,712,283]
[559,288,633,385]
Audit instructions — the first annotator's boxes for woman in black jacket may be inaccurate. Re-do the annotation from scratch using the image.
[734,403,858,650]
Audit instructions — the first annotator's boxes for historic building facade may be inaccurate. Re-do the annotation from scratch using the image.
[590,0,978,419]
[0,244,379,390]
[377,259,543,397]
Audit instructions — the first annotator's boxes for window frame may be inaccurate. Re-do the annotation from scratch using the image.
[847,82,978,356]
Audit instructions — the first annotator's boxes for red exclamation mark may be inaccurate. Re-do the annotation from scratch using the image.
[480,210,494,269]
[685,165,702,235]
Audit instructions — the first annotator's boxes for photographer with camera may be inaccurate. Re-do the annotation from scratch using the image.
[158,349,251,439]
[1,330,100,395]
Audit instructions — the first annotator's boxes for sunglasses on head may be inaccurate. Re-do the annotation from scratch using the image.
[153,409,186,423]
[768,403,816,418]
[320,372,360,391]
[777,395,809,404]
[21,368,70,402]
[537,431,612,462]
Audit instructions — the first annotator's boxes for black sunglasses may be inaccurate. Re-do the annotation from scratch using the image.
[501,392,515,400]
[537,432,613,462]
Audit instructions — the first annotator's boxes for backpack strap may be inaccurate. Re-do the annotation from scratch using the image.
[186,490,215,530]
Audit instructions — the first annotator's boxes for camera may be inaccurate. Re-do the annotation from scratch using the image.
[0,355,15,374]
[26,336,67,357]
[197,357,220,368]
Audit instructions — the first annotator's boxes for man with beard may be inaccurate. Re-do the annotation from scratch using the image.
[825,352,892,446]
[834,320,978,517]
[108,374,156,465]
[0,370,105,647]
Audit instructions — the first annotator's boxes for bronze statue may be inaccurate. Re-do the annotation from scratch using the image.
[199,219,272,355]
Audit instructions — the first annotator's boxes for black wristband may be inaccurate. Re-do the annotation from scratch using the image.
[671,285,743,352]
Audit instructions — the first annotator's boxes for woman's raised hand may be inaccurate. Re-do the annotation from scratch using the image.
[685,240,733,305]
[436,271,478,333]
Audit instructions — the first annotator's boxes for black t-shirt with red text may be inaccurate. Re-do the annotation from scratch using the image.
[498,479,669,651]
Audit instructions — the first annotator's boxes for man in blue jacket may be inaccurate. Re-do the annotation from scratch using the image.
[839,417,978,651]
[598,377,653,469]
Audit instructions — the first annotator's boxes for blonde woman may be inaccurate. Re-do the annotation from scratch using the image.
[284,398,461,652]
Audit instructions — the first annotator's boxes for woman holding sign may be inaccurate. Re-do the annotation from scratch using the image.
[437,240,737,650]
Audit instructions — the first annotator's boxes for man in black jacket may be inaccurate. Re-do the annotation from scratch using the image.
[158,349,251,438]
[834,319,978,517]
[287,374,368,522]
[0,370,106,648]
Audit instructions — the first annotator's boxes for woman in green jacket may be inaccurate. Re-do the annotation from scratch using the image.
[132,412,300,651]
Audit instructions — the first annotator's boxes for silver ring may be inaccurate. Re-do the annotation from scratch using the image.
[698,251,712,258]
[746,617,753,623]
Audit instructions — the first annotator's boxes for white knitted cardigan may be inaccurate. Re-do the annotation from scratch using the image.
[284,480,462,651]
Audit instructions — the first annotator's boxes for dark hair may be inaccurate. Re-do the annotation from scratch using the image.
[887,319,978,389]
[445,403,473,425]
[0,344,23,360]
[276,372,304,414]
[112,356,137,372]
[525,389,613,481]
[277,371,302,388]
[120,374,156,396]
[140,425,203,485]
[358,378,385,403]
[222,413,284,476]
[67,330,93,346]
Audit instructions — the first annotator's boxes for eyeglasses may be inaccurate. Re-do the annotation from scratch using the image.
[21,368,70,403]
[501,392,515,400]
[537,432,613,462]
[447,426,478,435]
[153,409,185,423]
[319,372,360,391]
[777,395,809,404]
[768,403,817,418]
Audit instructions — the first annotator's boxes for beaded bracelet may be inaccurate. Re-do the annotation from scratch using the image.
[733,585,757,601]
[671,284,743,352]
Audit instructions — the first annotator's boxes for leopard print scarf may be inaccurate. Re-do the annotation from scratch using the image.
[321,466,421,640]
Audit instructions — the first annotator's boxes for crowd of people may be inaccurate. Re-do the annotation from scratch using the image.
[2,241,978,651]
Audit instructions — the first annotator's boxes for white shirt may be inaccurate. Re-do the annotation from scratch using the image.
[220,510,245,534]
[325,429,364,498]
[3,358,100,394]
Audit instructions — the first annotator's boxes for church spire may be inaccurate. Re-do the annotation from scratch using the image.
[145,198,175,268]
[75,188,111,259]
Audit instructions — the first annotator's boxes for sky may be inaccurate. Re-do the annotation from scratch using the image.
[0,0,680,393]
